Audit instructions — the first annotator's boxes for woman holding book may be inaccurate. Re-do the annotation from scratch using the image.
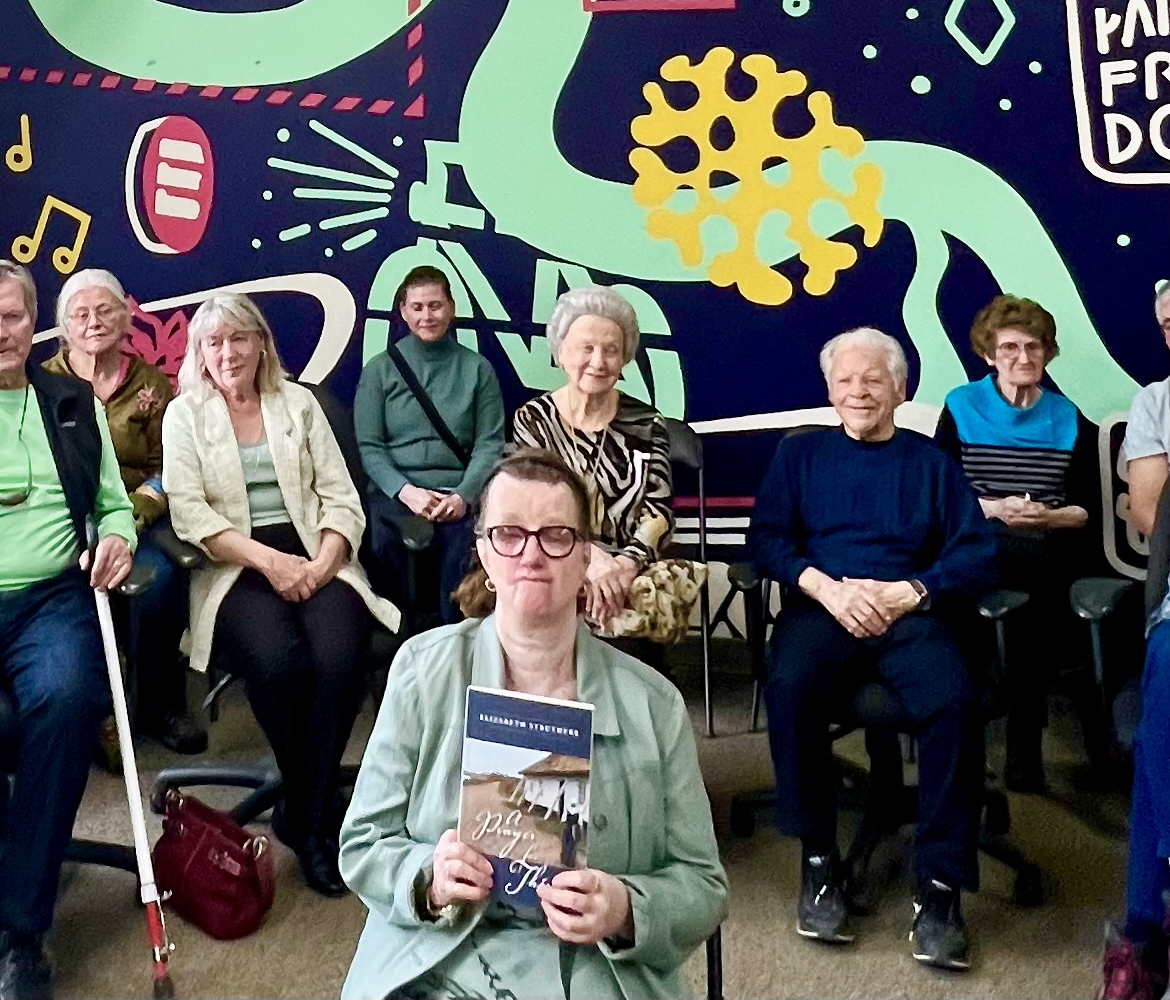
[340,449,727,1000]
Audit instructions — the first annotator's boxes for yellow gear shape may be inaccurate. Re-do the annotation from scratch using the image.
[629,48,884,307]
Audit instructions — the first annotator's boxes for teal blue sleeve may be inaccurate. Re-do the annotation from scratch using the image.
[355,357,410,500]
[456,359,505,503]
[93,401,137,550]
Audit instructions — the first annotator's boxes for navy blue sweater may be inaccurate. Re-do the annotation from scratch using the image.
[749,428,997,602]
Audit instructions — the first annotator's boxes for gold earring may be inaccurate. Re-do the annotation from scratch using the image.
[484,578,496,593]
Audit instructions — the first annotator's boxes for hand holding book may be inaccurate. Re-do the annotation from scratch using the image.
[427,829,494,913]
[537,868,634,946]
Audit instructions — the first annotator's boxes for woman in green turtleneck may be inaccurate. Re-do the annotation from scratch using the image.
[354,266,504,624]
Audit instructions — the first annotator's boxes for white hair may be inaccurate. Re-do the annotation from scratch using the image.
[0,259,37,327]
[819,326,908,387]
[178,292,287,398]
[56,268,128,328]
[546,285,640,364]
[1156,280,1170,321]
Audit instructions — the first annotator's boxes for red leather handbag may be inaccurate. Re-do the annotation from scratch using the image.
[152,790,276,940]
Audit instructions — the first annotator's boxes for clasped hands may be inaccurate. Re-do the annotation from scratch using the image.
[427,829,633,946]
[815,576,921,639]
[584,545,638,625]
[400,483,467,523]
[981,494,1050,528]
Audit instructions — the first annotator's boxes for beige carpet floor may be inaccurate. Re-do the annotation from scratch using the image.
[50,643,1128,999]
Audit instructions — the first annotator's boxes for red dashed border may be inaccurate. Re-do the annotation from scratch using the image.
[0,1,428,120]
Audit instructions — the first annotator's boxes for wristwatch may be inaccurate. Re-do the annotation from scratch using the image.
[909,579,930,612]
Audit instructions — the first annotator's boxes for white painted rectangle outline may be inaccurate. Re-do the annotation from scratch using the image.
[1066,0,1170,185]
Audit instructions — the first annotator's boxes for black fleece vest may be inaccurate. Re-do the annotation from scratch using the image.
[26,364,101,550]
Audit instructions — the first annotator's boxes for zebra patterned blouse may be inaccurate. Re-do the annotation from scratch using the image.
[512,392,673,567]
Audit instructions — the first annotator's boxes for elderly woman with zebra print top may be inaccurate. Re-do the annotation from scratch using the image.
[513,286,673,629]
[935,294,1099,793]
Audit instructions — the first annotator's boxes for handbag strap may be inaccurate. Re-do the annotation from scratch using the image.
[387,343,471,469]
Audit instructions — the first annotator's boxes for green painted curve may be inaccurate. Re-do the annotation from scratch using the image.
[457,0,1136,422]
[26,0,426,86]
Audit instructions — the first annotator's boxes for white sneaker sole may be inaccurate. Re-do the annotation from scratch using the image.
[796,921,856,944]
[911,948,970,971]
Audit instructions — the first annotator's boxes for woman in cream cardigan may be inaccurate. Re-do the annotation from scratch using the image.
[162,292,399,898]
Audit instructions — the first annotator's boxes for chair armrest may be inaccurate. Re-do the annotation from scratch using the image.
[153,523,208,570]
[118,561,157,598]
[1069,577,1137,622]
[390,514,435,552]
[727,561,761,592]
[977,589,1030,621]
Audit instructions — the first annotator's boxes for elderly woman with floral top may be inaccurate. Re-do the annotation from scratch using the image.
[43,268,204,754]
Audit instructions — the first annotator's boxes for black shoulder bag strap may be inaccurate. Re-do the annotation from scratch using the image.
[387,342,471,468]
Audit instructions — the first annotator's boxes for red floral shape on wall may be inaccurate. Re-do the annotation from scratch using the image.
[125,296,187,390]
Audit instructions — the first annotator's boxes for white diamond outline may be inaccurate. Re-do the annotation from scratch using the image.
[943,0,1017,67]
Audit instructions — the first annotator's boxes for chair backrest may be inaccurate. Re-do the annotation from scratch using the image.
[301,380,367,496]
[664,418,705,563]
[1145,477,1170,619]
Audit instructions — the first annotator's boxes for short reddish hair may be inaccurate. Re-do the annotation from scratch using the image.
[969,294,1058,361]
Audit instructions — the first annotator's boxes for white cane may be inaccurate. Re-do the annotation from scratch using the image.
[92,582,176,998]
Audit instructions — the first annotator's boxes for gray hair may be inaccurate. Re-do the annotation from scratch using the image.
[0,260,37,327]
[56,268,129,328]
[819,326,909,387]
[1156,280,1170,321]
[178,292,288,398]
[546,285,640,365]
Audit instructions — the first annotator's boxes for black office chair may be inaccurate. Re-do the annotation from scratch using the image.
[728,579,1043,907]
[150,381,399,827]
[663,418,716,736]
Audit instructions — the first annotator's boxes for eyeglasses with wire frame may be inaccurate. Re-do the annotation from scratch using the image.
[480,524,582,559]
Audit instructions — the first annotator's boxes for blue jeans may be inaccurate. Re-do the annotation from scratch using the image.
[0,568,109,933]
[1126,619,1170,937]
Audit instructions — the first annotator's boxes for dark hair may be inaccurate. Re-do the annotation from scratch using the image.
[394,265,454,309]
[969,294,1058,362]
[452,448,592,618]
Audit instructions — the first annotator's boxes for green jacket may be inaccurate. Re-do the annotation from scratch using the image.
[339,616,728,1000]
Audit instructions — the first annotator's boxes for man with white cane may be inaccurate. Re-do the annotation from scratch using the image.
[0,261,136,1000]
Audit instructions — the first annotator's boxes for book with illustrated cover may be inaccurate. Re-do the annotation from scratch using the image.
[459,685,595,913]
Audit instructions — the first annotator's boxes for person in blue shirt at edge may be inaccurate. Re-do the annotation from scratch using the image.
[353,265,505,625]
[934,295,1098,795]
[749,326,997,972]
[0,260,137,1000]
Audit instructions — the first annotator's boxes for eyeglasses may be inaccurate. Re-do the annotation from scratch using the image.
[66,304,122,327]
[480,525,581,559]
[995,341,1046,359]
[0,386,31,508]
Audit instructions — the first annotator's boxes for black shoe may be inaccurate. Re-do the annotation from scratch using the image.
[0,932,52,1000]
[141,714,208,756]
[270,796,304,851]
[797,852,854,943]
[298,836,347,898]
[909,880,970,971]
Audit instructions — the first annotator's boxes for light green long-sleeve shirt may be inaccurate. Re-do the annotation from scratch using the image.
[339,615,728,1000]
[0,386,136,591]
[353,334,505,504]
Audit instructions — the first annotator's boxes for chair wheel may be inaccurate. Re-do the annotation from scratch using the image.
[1014,866,1042,907]
[729,801,756,838]
[984,794,1010,837]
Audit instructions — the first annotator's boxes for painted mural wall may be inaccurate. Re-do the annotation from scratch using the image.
[1,0,1167,574]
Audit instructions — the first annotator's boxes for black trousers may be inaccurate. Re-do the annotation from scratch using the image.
[367,491,473,625]
[212,524,369,839]
[764,602,984,891]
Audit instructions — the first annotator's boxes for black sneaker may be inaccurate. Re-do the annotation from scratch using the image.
[909,880,970,971]
[797,852,855,943]
[0,931,52,1000]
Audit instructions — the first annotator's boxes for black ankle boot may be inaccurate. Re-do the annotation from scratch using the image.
[298,835,346,898]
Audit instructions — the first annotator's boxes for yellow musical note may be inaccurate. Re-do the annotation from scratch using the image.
[5,114,31,174]
[11,195,92,274]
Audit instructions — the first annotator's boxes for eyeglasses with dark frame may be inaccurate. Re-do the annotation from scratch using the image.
[480,524,582,559]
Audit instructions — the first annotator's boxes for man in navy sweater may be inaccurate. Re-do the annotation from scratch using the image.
[749,327,996,971]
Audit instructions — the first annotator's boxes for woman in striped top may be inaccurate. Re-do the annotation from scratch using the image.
[513,286,673,632]
[935,294,1098,793]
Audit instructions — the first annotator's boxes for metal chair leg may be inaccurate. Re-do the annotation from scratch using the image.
[705,927,723,1000]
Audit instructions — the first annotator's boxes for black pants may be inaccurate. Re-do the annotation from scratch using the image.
[764,602,984,891]
[367,491,473,625]
[213,524,369,839]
